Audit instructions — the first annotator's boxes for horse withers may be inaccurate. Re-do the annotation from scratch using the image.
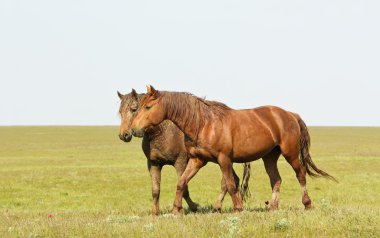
[118,89,251,215]
[131,85,337,215]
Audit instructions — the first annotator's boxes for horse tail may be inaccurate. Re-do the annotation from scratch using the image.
[240,162,251,201]
[297,115,338,182]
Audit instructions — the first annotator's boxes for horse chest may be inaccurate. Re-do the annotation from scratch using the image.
[143,135,178,163]
[148,148,175,163]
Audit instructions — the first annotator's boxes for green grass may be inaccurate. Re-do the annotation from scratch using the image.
[0,126,379,237]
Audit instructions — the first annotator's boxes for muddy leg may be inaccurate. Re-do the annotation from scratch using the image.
[147,160,162,216]
[172,157,205,215]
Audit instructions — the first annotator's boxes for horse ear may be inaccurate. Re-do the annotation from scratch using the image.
[117,91,124,100]
[131,88,138,99]
[146,85,157,95]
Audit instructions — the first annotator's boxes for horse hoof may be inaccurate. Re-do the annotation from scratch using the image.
[269,202,279,211]
[172,207,183,216]
[213,207,222,213]
[172,211,179,216]
[190,208,198,213]
[305,204,313,210]
[189,203,199,212]
[233,208,243,213]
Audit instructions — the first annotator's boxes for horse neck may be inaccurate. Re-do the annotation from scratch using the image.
[162,93,206,143]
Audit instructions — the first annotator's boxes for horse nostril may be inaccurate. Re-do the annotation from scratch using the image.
[119,132,132,142]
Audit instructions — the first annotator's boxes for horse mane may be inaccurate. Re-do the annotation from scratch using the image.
[158,91,231,139]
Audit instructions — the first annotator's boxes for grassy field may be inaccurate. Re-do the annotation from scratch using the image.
[0,126,379,237]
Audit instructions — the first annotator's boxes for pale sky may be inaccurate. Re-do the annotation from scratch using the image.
[0,0,379,126]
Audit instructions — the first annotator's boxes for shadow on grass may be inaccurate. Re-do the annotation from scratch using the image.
[157,204,270,216]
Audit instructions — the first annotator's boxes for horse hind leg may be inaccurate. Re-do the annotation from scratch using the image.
[214,167,240,212]
[218,154,243,212]
[263,148,282,210]
[214,177,227,212]
[283,150,312,209]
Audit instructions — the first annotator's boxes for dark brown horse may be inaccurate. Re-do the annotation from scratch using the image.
[131,85,336,215]
[118,89,251,215]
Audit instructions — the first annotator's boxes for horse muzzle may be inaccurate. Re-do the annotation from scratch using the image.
[131,128,145,138]
[119,133,132,142]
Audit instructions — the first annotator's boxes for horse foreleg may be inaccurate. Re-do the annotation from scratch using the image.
[218,154,243,212]
[148,161,162,216]
[172,157,205,215]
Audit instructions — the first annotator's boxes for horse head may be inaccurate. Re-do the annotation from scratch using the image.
[131,85,166,138]
[117,88,140,142]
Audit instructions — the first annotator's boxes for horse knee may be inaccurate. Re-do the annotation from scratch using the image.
[152,189,160,199]
[176,183,185,192]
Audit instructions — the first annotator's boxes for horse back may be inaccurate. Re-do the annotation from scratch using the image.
[227,106,300,160]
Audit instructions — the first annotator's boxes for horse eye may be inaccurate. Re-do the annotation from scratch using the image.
[131,108,137,112]
[145,105,151,110]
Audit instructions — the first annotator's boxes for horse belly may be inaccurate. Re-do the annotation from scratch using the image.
[231,132,276,163]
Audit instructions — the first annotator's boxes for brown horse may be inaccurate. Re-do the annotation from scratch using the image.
[131,85,336,215]
[118,89,251,215]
